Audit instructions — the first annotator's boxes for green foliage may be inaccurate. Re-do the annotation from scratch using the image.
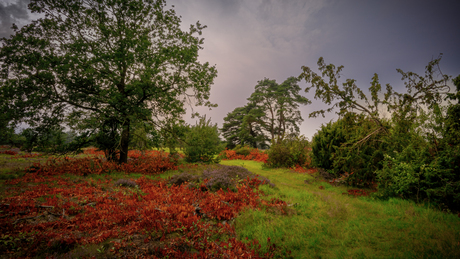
[376,148,460,211]
[248,77,311,144]
[311,113,387,185]
[265,135,311,168]
[130,121,160,151]
[159,120,190,154]
[184,117,223,164]
[302,56,459,210]
[375,75,460,210]
[444,75,460,146]
[233,145,253,156]
[221,76,310,148]
[221,103,266,149]
[311,118,347,171]
[0,0,217,163]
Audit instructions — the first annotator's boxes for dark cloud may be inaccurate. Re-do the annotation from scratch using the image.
[2,0,459,138]
[0,0,30,39]
[168,0,460,138]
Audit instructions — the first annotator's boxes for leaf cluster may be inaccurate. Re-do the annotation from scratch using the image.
[184,116,223,164]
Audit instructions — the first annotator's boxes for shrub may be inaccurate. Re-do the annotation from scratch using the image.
[375,76,460,211]
[217,147,268,163]
[203,165,275,191]
[168,173,201,186]
[233,145,252,156]
[311,113,387,185]
[184,117,224,164]
[265,135,311,168]
[169,165,275,192]
[0,150,18,155]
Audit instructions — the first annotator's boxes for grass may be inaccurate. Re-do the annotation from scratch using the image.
[222,160,460,259]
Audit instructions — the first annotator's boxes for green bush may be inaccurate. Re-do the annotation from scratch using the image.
[311,118,347,171]
[184,117,224,164]
[311,113,387,186]
[376,144,460,211]
[375,75,460,211]
[265,135,310,168]
[233,145,252,156]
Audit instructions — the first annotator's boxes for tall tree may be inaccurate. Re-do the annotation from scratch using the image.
[0,0,217,163]
[248,76,311,143]
[221,102,266,149]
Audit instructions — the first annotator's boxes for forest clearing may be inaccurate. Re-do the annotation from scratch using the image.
[1,148,459,258]
[1,0,460,258]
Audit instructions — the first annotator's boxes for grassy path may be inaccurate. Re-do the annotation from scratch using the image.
[221,160,460,259]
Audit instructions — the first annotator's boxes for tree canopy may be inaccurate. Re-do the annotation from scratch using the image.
[221,102,265,149]
[0,0,217,163]
[248,77,311,143]
[221,76,310,148]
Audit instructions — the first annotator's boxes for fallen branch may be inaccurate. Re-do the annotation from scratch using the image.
[13,214,43,224]
[36,205,54,209]
[354,126,385,148]
[0,204,54,209]
[82,202,96,207]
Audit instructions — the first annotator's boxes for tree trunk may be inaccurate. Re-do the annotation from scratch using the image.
[119,119,130,164]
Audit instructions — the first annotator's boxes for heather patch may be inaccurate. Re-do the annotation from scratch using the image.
[168,164,275,192]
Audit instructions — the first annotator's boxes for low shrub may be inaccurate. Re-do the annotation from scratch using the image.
[265,135,311,169]
[233,145,252,156]
[168,173,201,186]
[217,147,268,163]
[203,165,275,192]
[168,165,275,192]
[0,150,18,155]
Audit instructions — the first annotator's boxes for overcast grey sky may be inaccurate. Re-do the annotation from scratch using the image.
[1,0,459,139]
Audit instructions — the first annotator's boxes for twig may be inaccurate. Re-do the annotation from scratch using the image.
[1,204,54,209]
[354,126,384,147]
[154,208,170,214]
[13,214,43,224]
[36,205,54,209]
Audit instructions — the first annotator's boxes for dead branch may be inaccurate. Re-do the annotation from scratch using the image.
[354,126,385,147]
[13,214,43,224]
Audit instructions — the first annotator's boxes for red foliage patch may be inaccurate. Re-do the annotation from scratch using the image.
[12,153,43,159]
[7,152,177,185]
[0,158,284,257]
[83,148,185,160]
[291,164,310,173]
[218,149,268,163]
[0,150,18,155]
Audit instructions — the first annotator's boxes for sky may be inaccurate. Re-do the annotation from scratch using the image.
[1,0,460,139]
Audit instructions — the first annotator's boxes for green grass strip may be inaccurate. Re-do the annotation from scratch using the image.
[221,160,460,259]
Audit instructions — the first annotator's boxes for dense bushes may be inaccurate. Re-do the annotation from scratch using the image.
[264,135,311,168]
[311,114,387,186]
[309,75,460,212]
[374,76,460,211]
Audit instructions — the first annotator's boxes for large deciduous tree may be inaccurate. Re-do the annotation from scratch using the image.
[0,0,217,163]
